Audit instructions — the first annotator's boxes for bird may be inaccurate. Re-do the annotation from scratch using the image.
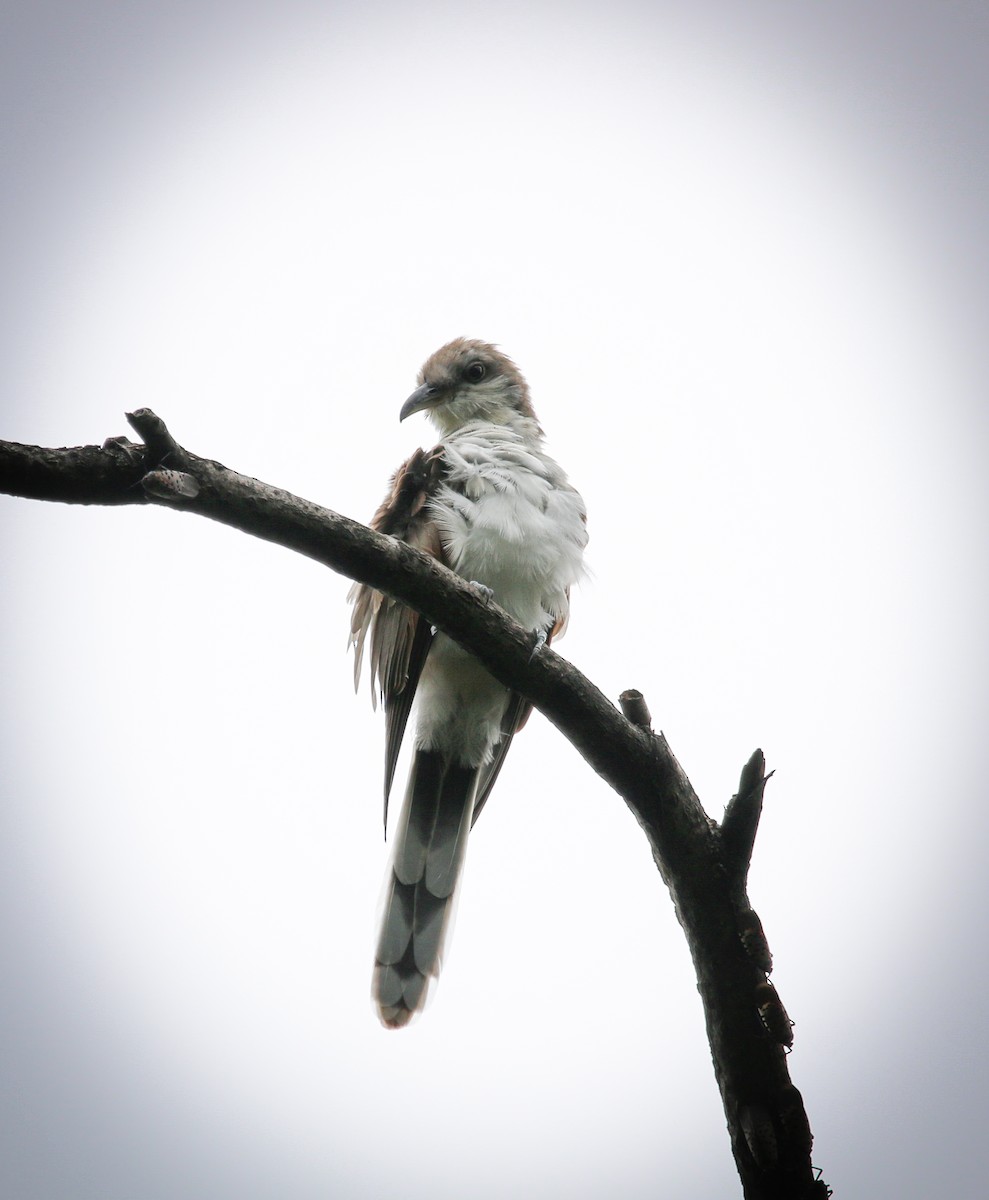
[349,338,587,1027]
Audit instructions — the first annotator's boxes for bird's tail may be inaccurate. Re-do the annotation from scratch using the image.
[373,748,478,1028]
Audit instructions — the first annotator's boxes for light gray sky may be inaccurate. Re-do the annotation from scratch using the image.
[2,3,987,1197]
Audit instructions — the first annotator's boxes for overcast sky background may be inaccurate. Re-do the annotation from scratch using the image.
[2,3,988,1197]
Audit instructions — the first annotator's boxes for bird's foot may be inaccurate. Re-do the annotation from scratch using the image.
[528,627,548,663]
[468,581,494,602]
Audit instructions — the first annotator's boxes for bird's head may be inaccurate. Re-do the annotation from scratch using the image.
[400,339,541,436]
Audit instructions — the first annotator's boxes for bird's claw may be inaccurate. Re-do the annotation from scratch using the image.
[528,628,548,662]
[468,581,494,601]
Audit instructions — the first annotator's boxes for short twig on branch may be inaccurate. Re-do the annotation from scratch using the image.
[619,688,652,729]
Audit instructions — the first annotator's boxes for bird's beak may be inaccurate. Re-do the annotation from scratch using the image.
[400,383,442,422]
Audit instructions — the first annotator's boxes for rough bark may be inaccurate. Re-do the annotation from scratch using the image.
[0,413,831,1199]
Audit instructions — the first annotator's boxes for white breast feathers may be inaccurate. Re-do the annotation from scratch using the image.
[430,421,587,634]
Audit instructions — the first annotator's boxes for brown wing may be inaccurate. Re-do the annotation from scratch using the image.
[349,446,447,832]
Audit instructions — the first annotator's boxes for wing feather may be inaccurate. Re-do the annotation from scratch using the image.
[349,446,447,831]
[382,617,433,826]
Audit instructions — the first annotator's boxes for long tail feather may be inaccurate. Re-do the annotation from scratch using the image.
[373,749,478,1028]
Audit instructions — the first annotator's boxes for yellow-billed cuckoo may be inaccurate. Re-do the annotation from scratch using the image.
[350,339,587,1027]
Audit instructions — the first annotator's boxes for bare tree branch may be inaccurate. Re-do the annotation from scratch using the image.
[0,414,830,1199]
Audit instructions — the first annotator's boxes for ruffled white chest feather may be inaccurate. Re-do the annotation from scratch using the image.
[414,421,587,764]
[431,422,586,630]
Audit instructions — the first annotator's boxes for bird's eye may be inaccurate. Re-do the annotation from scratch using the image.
[464,361,486,383]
